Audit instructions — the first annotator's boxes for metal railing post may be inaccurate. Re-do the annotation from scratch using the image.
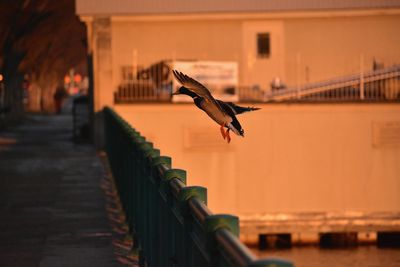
[360,54,365,100]
[178,186,207,267]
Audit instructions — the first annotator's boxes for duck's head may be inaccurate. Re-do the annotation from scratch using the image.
[172,86,198,98]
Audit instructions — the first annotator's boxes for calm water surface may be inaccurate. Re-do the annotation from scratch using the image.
[253,246,400,267]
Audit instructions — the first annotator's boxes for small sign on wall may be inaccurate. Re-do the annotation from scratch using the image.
[183,127,232,151]
[372,121,400,148]
[171,61,239,103]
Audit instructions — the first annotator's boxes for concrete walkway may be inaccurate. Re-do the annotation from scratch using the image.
[0,114,132,266]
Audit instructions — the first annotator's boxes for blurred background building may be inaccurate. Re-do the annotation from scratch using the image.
[76,0,400,243]
[77,0,400,108]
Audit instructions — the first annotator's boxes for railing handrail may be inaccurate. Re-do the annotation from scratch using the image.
[115,62,400,103]
[103,107,293,267]
[265,64,400,100]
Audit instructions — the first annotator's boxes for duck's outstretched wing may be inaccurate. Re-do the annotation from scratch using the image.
[172,70,215,101]
[173,70,227,114]
[217,100,261,116]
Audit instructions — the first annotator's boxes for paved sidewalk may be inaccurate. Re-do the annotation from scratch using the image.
[0,114,129,266]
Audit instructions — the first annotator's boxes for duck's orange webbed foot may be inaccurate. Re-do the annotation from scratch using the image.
[220,124,227,139]
[226,129,231,143]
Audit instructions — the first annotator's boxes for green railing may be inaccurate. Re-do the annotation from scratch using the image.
[104,107,293,267]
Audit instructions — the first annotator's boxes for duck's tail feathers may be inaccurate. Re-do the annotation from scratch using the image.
[231,104,261,115]
[246,106,261,112]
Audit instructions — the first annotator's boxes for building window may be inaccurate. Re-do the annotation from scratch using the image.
[257,33,270,58]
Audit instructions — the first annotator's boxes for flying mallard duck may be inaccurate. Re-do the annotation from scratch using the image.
[172,70,260,143]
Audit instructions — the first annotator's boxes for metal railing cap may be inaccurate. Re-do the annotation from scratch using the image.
[179,186,207,204]
[178,186,207,217]
[163,168,186,184]
[151,156,172,168]
[146,148,160,159]
[134,135,146,143]
[204,214,239,237]
[138,141,153,152]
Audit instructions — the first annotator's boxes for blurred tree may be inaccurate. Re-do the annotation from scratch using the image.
[0,0,86,114]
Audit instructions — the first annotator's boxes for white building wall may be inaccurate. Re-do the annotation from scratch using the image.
[111,19,243,91]
[115,103,400,216]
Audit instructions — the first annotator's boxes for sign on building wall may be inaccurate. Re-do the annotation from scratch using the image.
[171,61,239,102]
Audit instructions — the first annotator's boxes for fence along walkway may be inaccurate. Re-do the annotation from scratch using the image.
[104,107,292,267]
